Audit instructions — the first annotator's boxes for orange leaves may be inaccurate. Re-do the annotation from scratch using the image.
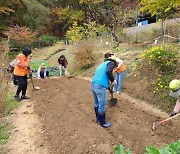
[4,25,38,43]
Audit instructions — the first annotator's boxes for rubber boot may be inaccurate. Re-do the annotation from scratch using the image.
[98,112,112,128]
[94,107,99,122]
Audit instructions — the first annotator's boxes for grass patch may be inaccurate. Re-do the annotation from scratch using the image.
[0,121,13,144]
[30,60,49,70]
[5,93,20,115]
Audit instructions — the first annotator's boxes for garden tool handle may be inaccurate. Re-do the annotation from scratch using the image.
[109,83,114,99]
[30,75,35,89]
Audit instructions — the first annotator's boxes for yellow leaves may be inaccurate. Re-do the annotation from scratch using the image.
[132,64,137,71]
[0,7,14,15]
[66,22,85,42]
[80,0,104,4]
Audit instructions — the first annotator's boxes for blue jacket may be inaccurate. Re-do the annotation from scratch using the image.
[92,61,112,88]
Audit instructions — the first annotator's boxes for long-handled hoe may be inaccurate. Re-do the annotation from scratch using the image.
[30,75,40,90]
[152,113,180,130]
[67,70,79,78]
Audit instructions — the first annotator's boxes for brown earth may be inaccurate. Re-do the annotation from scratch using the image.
[2,42,180,154]
[24,77,180,154]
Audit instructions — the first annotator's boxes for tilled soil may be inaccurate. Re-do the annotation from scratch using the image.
[30,77,180,154]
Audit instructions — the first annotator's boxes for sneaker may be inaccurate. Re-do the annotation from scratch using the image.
[21,95,30,100]
[116,92,121,94]
[15,95,21,101]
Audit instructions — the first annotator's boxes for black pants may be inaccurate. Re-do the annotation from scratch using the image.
[13,75,18,85]
[15,75,28,96]
[40,71,49,78]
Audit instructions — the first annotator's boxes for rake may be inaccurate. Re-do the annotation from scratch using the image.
[152,113,180,130]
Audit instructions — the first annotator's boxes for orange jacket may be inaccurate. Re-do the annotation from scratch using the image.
[13,54,30,76]
[115,63,126,73]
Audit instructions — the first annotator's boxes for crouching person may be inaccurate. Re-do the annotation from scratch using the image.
[13,47,32,101]
[91,55,117,128]
[169,79,180,117]
[58,55,69,77]
[37,63,49,79]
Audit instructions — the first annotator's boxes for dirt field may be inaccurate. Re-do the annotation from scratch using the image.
[17,77,179,154]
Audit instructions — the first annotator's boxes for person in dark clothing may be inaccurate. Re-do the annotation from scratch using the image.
[13,47,32,101]
[91,55,117,128]
[58,55,69,76]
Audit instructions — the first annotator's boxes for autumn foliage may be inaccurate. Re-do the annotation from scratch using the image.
[4,25,38,44]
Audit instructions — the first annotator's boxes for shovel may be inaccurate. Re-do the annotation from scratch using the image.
[108,84,118,107]
[30,75,40,90]
[152,113,180,130]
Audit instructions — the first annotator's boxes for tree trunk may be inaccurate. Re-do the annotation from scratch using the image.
[111,19,120,47]
[161,19,166,43]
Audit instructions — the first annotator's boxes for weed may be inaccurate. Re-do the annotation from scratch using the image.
[145,140,180,154]
[4,93,20,115]
[0,121,13,144]
[114,145,132,154]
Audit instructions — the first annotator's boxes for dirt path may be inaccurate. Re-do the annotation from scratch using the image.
[4,100,48,154]
[4,77,180,154]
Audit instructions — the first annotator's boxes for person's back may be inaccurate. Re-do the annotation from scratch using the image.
[104,52,126,94]
[91,56,117,128]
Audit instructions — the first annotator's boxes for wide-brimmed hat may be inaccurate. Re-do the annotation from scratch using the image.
[169,80,180,97]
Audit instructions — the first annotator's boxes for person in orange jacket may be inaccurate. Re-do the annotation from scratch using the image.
[14,47,32,101]
[105,53,126,94]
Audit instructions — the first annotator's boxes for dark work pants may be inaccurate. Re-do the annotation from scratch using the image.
[15,75,28,96]
[40,71,49,78]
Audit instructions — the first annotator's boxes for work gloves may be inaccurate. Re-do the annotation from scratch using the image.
[108,80,116,93]
[112,80,116,86]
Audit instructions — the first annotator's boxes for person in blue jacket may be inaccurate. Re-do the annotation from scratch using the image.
[91,55,117,128]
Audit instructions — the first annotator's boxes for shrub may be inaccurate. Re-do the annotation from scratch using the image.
[38,34,59,47]
[131,44,179,111]
[73,40,95,69]
[0,44,10,116]
[141,45,179,73]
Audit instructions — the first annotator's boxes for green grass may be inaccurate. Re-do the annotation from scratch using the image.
[30,60,49,70]
[5,93,20,115]
[0,121,13,144]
